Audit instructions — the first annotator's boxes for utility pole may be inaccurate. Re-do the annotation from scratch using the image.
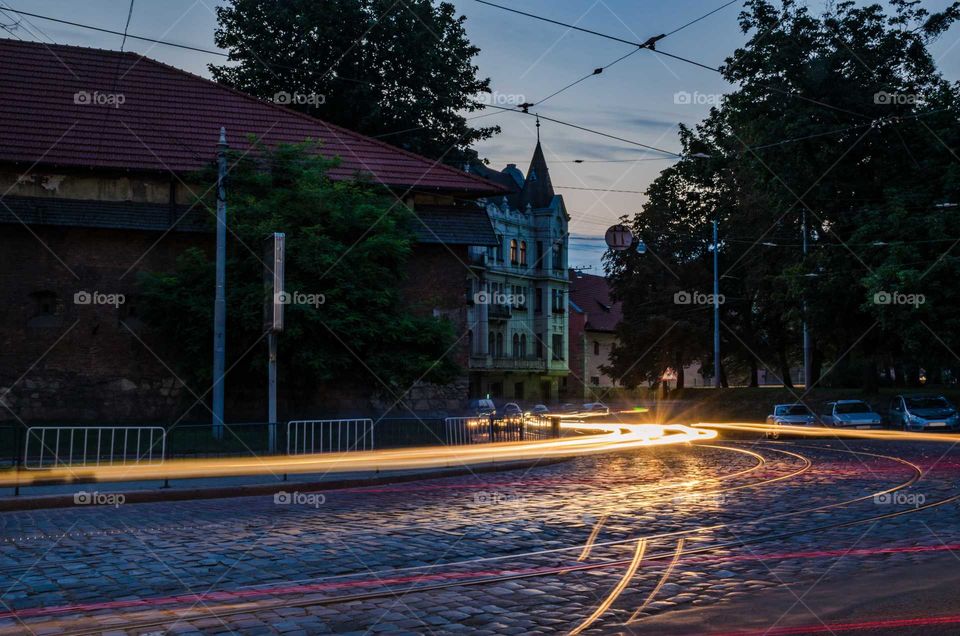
[802,209,812,389]
[212,127,227,440]
[713,219,721,389]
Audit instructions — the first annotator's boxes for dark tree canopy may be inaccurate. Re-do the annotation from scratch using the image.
[209,0,498,164]
[605,0,960,391]
[138,142,460,410]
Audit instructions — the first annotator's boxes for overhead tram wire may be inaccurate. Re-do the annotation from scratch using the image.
[480,103,682,158]
[522,0,742,108]
[475,0,873,122]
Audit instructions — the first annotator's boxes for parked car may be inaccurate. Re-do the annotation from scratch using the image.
[889,395,960,432]
[583,402,610,414]
[821,400,883,429]
[501,402,523,419]
[765,404,817,438]
[530,404,550,415]
[467,399,496,418]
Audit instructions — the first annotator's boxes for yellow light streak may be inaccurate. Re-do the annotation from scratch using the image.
[697,421,960,442]
[569,538,647,636]
[577,513,610,562]
[2,422,716,487]
[628,538,685,623]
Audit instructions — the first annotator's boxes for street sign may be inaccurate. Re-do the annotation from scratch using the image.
[263,232,285,333]
[605,224,633,251]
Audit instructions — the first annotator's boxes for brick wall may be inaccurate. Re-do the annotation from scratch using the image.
[0,224,201,423]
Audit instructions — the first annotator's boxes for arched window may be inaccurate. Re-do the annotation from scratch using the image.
[510,239,518,264]
[512,333,520,358]
[496,333,504,357]
[520,334,527,358]
[519,241,527,265]
[468,329,474,354]
[488,332,495,357]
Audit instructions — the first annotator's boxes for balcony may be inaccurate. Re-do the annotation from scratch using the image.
[469,355,547,371]
[488,304,512,320]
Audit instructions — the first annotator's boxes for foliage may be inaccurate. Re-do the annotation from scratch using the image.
[209,0,498,164]
[138,142,460,402]
[606,0,960,390]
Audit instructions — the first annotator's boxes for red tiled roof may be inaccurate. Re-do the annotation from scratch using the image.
[0,39,504,195]
[568,270,623,332]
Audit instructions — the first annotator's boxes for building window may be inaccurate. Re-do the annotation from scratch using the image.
[28,290,63,328]
[520,334,527,358]
[510,239,518,264]
[488,332,495,356]
[551,289,565,314]
[591,376,600,386]
[536,241,544,270]
[535,288,543,314]
[552,242,563,271]
[497,234,504,261]
[593,341,600,356]
[536,334,544,359]
[496,333,504,357]
[512,333,520,358]
[551,334,564,361]
[519,241,527,265]
[514,382,525,400]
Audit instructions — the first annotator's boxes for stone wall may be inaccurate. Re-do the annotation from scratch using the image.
[0,223,201,423]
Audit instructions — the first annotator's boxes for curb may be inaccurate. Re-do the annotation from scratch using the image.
[0,457,566,512]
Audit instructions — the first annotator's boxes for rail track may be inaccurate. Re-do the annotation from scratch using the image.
[0,442,941,635]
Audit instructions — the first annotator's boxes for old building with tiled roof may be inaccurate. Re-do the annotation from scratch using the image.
[465,136,570,403]
[567,270,624,400]
[0,38,505,422]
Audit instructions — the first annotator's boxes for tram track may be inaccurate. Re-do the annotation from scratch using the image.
[3,443,936,636]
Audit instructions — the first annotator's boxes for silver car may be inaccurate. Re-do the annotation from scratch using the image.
[821,400,883,429]
[765,404,817,438]
[889,395,960,432]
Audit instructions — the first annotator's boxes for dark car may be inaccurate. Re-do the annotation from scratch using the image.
[889,395,960,431]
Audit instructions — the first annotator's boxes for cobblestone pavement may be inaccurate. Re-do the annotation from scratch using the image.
[1,439,959,634]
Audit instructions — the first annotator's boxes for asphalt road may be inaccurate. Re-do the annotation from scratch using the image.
[2,438,960,635]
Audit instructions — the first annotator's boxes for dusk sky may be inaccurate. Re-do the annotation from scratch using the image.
[5,0,960,270]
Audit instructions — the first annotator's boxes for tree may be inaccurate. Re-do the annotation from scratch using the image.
[607,0,960,391]
[209,0,498,164]
[138,142,460,409]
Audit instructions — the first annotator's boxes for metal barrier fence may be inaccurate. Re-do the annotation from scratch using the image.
[444,416,536,445]
[444,417,491,445]
[524,415,555,440]
[23,426,166,470]
[287,419,375,455]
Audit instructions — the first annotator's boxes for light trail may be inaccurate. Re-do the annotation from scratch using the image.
[3,422,716,487]
[628,538,686,622]
[569,538,647,636]
[697,421,960,442]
